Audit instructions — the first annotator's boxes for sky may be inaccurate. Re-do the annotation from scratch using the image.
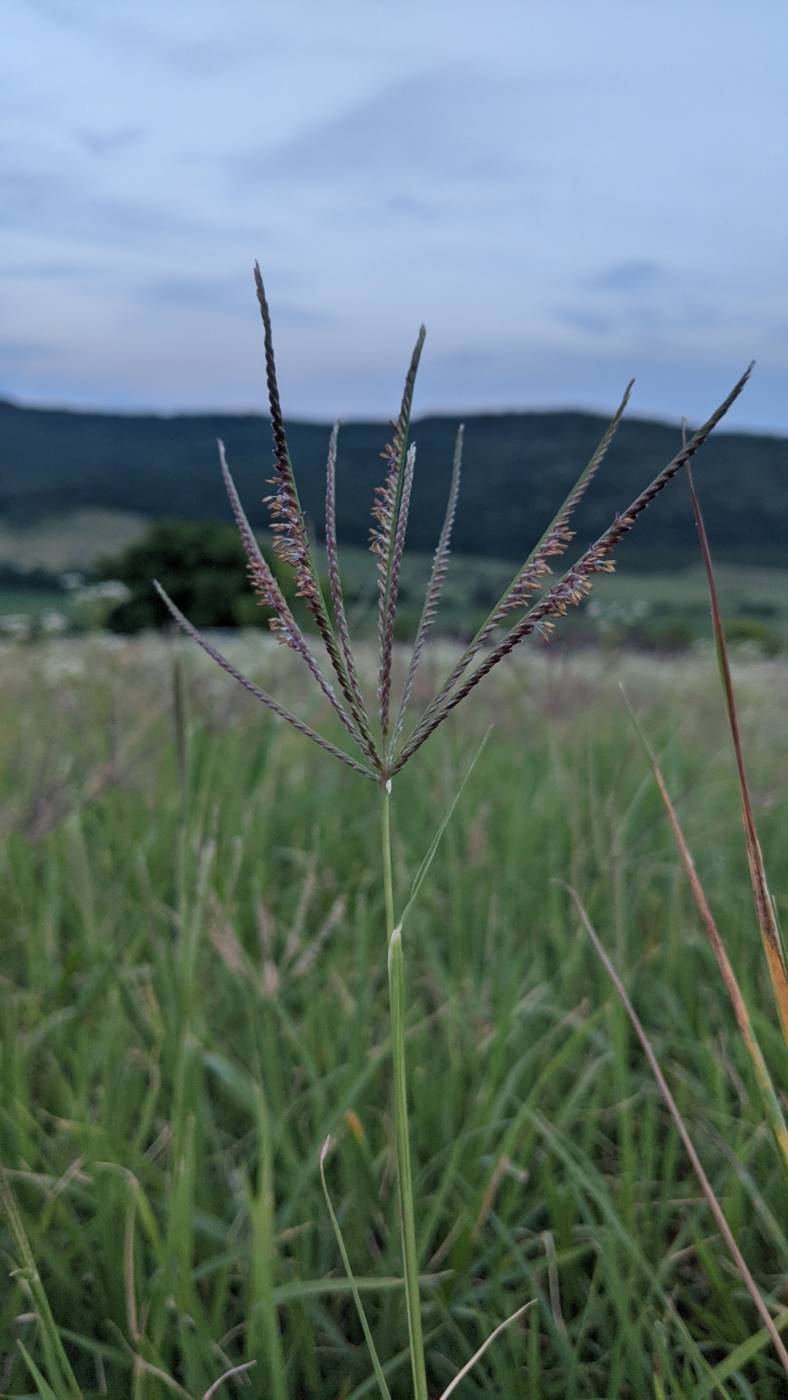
[2,1,788,431]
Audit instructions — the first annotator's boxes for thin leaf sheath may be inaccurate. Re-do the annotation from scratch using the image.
[154,582,376,781]
[393,364,752,773]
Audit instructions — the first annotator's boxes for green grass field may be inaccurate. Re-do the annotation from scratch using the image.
[1,635,786,1397]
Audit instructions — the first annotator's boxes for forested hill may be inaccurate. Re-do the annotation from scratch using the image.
[1,396,786,569]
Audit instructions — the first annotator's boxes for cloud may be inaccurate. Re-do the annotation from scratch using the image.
[237,69,535,190]
[553,308,614,335]
[588,260,665,293]
[0,337,54,364]
[0,166,212,246]
[20,0,262,74]
[77,124,146,156]
[143,274,335,325]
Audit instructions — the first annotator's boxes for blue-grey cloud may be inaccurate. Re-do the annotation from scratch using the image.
[238,69,536,188]
[144,275,336,327]
[589,261,665,293]
[0,167,212,245]
[553,308,615,336]
[77,125,146,156]
[0,338,55,365]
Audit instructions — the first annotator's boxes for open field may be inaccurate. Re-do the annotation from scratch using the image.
[2,516,788,657]
[1,636,787,1397]
[0,511,148,574]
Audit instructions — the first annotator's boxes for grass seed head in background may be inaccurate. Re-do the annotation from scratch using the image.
[156,266,752,785]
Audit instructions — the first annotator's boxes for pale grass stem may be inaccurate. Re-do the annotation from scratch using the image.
[382,786,429,1400]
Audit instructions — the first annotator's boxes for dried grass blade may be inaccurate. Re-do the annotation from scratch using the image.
[568,886,788,1377]
[391,425,463,755]
[202,1361,257,1399]
[153,582,376,782]
[399,381,633,756]
[324,424,374,735]
[219,439,364,749]
[379,443,416,739]
[372,328,426,734]
[393,364,752,773]
[686,465,788,1041]
[319,1139,393,1400]
[437,1301,534,1399]
[623,691,788,1176]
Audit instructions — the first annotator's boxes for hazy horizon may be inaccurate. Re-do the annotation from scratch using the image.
[5,378,783,444]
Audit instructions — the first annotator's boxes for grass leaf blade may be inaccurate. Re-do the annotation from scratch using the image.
[319,1139,393,1400]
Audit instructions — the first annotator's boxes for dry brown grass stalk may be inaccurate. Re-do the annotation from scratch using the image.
[569,887,788,1377]
[686,464,788,1041]
[623,691,788,1175]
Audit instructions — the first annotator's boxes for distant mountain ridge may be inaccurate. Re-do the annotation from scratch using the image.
[1,395,786,570]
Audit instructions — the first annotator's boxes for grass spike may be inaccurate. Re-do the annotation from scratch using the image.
[254,264,382,771]
[404,380,633,744]
[393,364,752,772]
[154,581,376,781]
[379,443,417,739]
[372,327,426,736]
[219,437,366,750]
[391,423,464,756]
[324,423,374,740]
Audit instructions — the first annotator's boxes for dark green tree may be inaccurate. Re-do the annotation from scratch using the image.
[96,519,295,632]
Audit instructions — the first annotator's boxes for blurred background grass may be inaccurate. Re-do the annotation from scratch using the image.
[2,637,786,1396]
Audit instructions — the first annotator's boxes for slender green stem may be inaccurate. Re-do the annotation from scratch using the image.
[381,783,429,1400]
